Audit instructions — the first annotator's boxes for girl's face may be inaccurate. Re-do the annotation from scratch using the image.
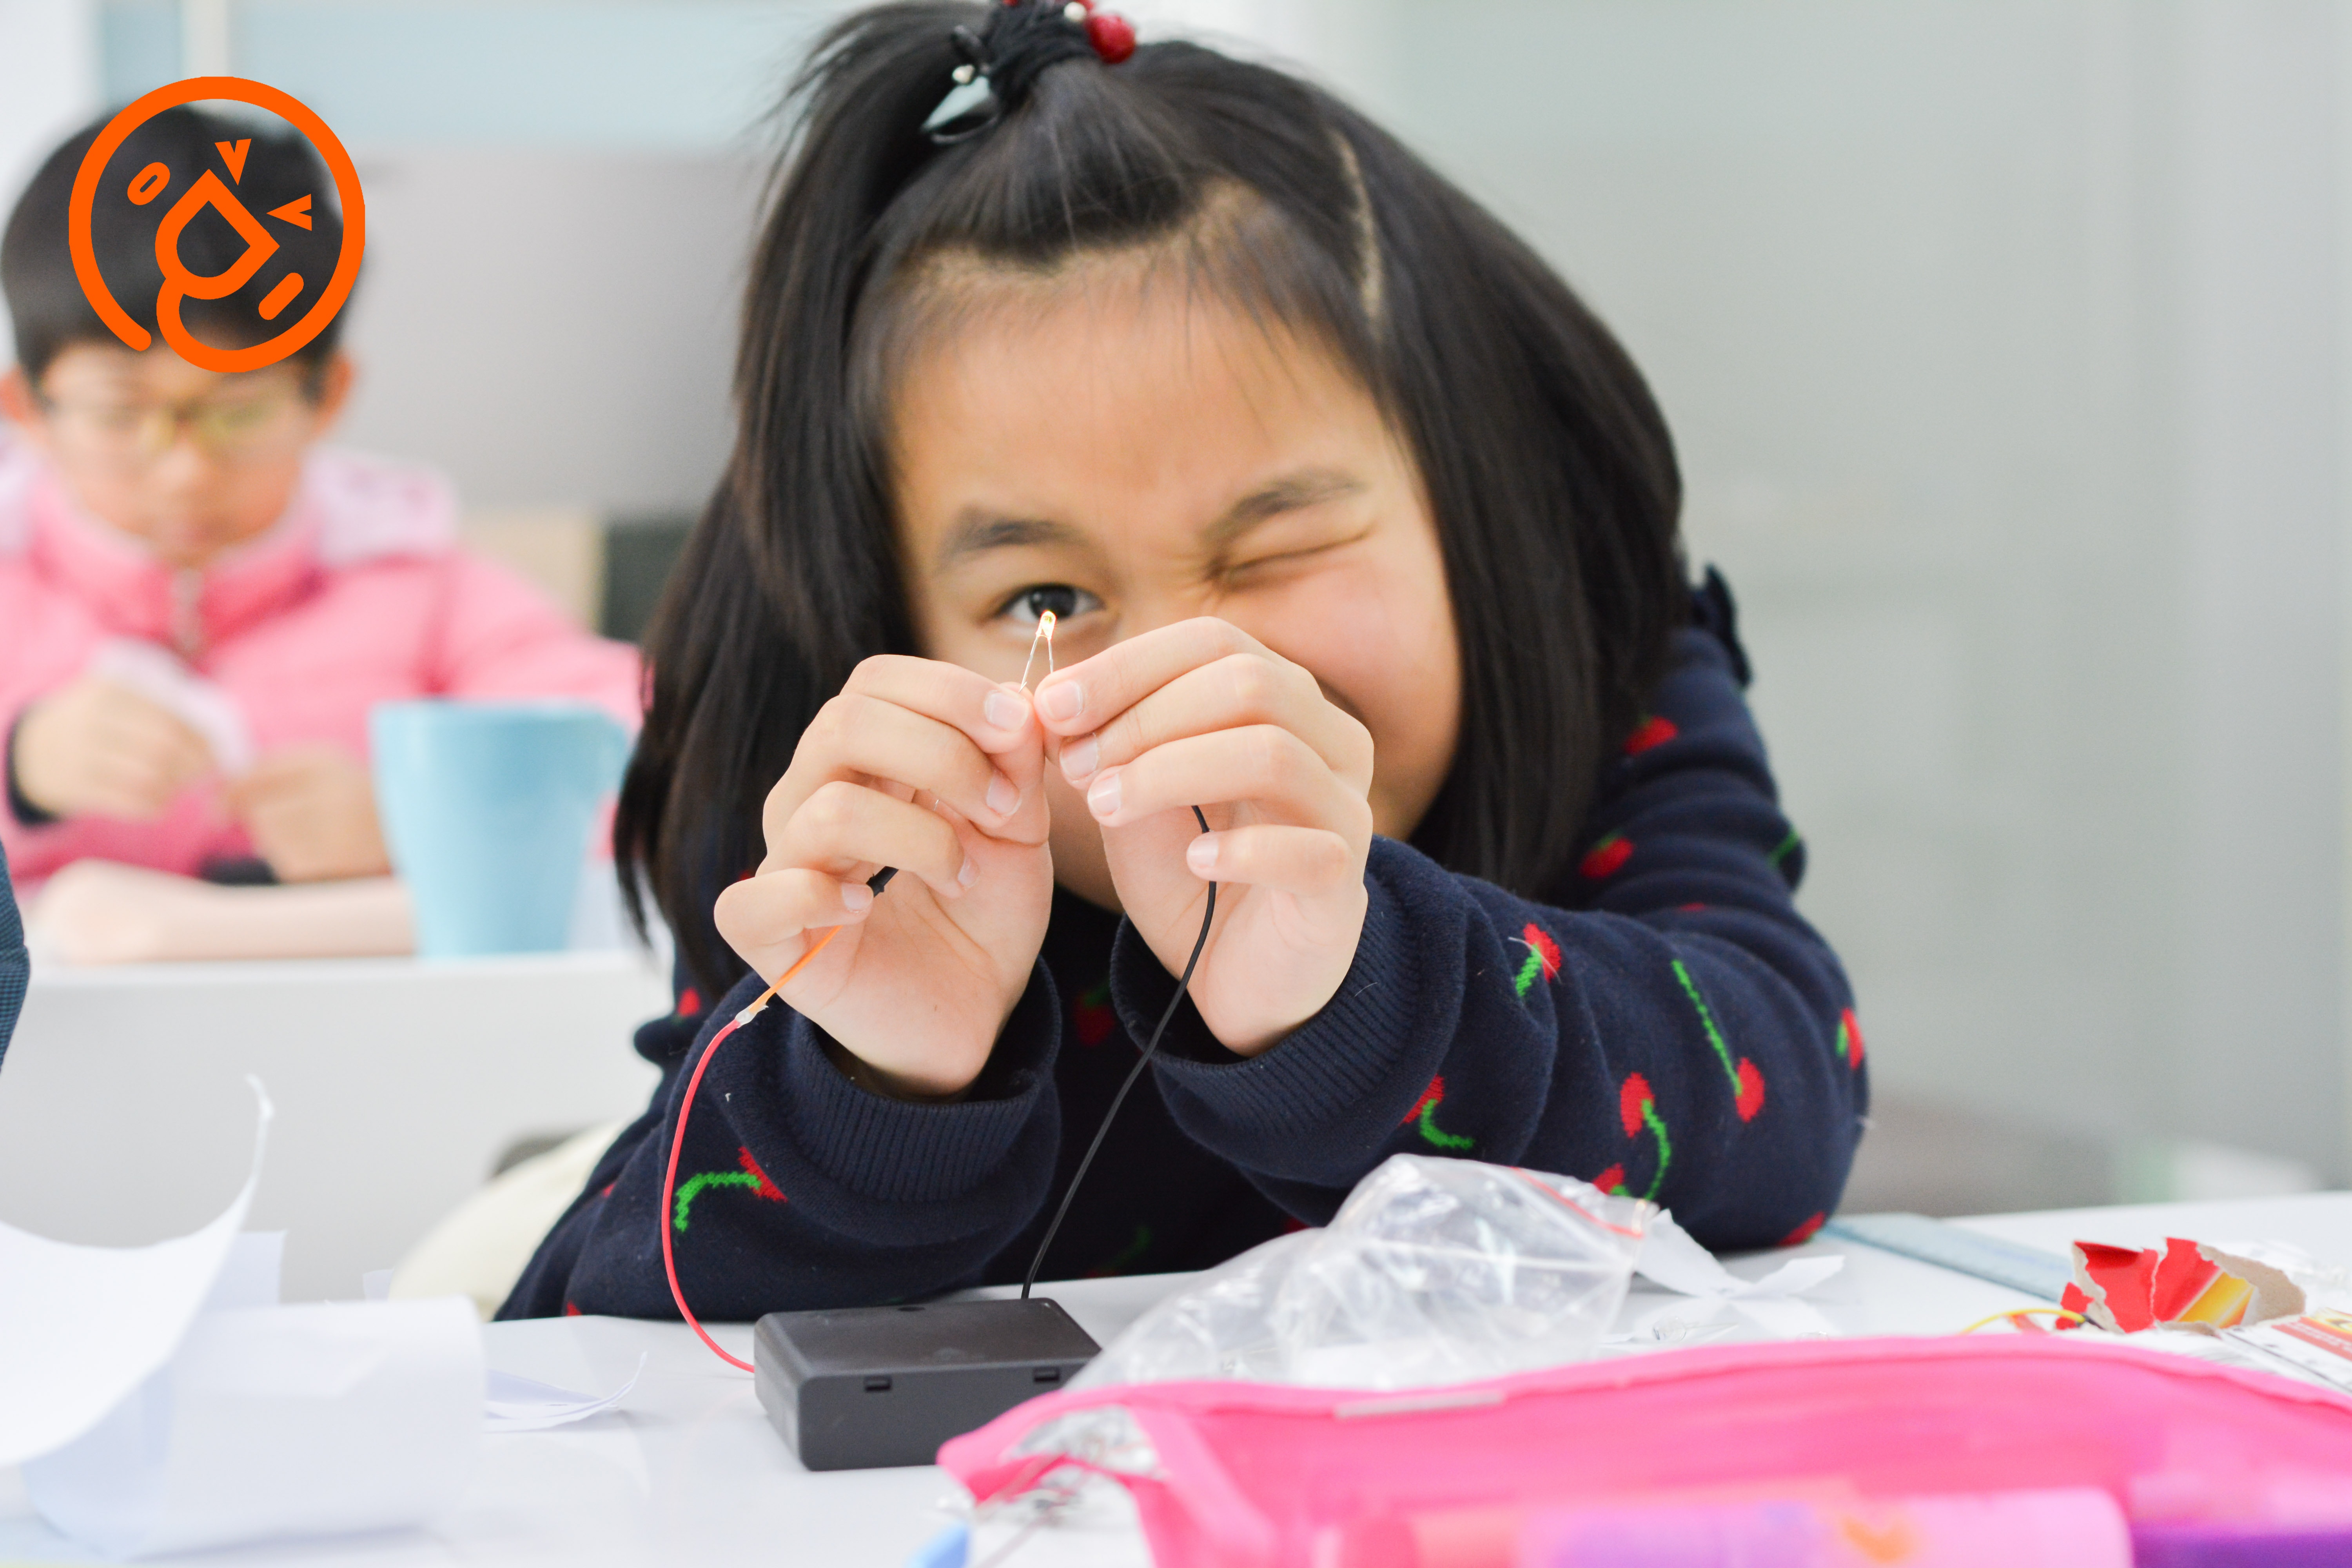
[893,275,1462,910]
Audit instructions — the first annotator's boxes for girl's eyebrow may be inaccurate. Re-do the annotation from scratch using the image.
[933,468,1365,569]
[1203,468,1365,554]
[935,512,1084,568]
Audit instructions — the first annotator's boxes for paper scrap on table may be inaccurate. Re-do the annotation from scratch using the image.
[0,1076,488,1559]
[25,1297,482,1559]
[1621,1211,1844,1341]
[486,1356,646,1433]
[0,1078,271,1466]
[2229,1309,2352,1395]
[92,637,254,777]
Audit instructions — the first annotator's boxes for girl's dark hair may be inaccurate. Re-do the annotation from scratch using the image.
[621,0,1688,996]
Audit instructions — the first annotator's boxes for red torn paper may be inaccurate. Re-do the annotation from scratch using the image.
[2062,1238,2303,1335]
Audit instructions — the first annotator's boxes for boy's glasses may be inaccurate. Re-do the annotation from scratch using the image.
[36,387,304,465]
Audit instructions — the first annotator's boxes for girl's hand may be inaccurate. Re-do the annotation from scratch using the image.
[1035,619,1373,1055]
[713,657,1051,1098]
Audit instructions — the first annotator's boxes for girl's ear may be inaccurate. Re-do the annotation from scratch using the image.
[301,352,357,436]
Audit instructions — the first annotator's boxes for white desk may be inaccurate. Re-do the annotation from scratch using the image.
[0,951,668,1300]
[3,1192,2344,1568]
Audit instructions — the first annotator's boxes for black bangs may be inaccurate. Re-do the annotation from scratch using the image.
[621,2,1686,997]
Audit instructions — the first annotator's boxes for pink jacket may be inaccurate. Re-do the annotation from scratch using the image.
[0,432,642,887]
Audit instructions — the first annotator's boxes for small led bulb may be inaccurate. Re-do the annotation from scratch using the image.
[1022,608,1058,691]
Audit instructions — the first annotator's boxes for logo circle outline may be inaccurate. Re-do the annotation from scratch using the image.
[68,77,365,374]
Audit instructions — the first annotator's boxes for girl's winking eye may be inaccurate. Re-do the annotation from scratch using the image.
[996,584,1100,630]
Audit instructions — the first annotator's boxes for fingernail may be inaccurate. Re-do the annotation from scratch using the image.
[841,881,874,912]
[1060,733,1099,783]
[1039,680,1083,722]
[1087,767,1121,819]
[958,854,979,889]
[986,771,1019,817]
[1187,833,1219,875]
[983,689,1026,734]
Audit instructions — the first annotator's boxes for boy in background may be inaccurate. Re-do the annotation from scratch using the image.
[0,105,639,891]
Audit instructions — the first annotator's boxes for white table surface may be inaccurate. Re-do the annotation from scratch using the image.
[3,1191,2345,1568]
[0,950,668,1300]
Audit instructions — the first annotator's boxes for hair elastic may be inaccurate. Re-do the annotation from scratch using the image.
[927,0,1136,144]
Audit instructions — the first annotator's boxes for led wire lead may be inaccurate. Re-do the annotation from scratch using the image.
[1020,608,1057,691]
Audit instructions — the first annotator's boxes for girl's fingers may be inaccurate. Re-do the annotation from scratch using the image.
[1083,725,1372,840]
[1183,824,1362,898]
[1056,650,1371,791]
[714,866,875,969]
[1032,618,1261,737]
[841,654,1038,758]
[779,692,1034,840]
[775,779,978,900]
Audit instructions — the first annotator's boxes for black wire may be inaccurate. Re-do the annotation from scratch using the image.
[1023,805,1215,1299]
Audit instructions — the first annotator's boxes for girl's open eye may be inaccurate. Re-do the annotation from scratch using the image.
[996,584,1100,629]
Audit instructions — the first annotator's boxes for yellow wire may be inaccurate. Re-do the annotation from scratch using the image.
[1956,1307,2087,1335]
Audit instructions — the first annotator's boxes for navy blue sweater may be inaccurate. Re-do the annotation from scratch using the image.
[501,605,1864,1320]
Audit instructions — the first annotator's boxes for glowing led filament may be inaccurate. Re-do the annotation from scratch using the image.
[1020,608,1057,691]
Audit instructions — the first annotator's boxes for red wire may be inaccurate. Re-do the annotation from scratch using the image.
[660,922,846,1373]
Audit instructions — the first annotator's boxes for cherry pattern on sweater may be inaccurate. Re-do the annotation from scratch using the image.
[671,1146,784,1232]
[1401,1075,1475,1151]
[1592,1071,1673,1201]
[1673,958,1766,1122]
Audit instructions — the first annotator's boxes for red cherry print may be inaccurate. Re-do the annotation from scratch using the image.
[1780,1212,1825,1247]
[1087,11,1136,62]
[1838,1008,1866,1067]
[1523,924,1561,981]
[1580,834,1633,879]
[1402,1076,1446,1126]
[1593,1164,1627,1196]
[1734,1059,1765,1122]
[1624,715,1678,755]
[739,1147,786,1203]
[677,987,702,1017]
[1619,1073,1654,1139]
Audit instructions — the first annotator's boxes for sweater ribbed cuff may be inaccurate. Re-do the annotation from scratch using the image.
[5,713,56,829]
[1119,838,1464,1148]
[744,960,1062,1205]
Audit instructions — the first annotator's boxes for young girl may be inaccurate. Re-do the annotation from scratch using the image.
[503,0,1863,1321]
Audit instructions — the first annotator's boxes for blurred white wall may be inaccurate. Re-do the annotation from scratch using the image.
[0,0,100,364]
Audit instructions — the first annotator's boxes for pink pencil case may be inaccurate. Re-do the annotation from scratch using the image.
[939,1335,2352,1568]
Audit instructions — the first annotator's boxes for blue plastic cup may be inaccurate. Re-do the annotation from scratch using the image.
[369,700,630,958]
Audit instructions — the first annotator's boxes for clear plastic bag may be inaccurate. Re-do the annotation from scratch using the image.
[1074,1154,1651,1392]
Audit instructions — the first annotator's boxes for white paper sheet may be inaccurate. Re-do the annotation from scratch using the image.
[24,1298,483,1559]
[0,1079,271,1465]
[91,638,255,777]
[485,1355,646,1433]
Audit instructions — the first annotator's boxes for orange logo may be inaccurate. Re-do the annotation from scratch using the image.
[68,77,365,374]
